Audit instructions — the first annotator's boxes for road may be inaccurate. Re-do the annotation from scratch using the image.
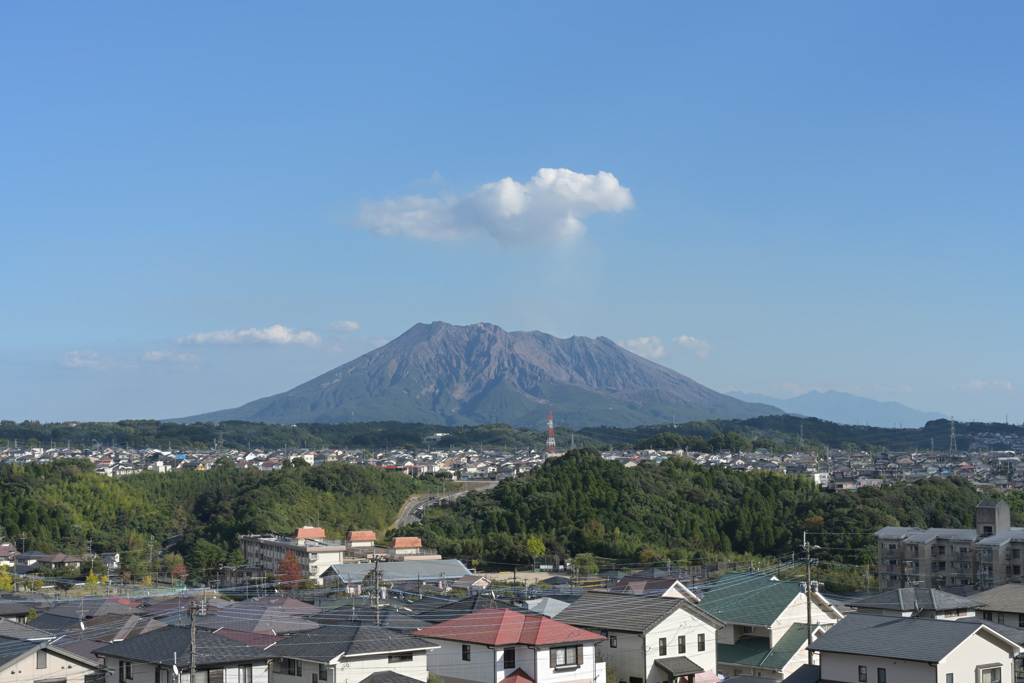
[393,480,497,528]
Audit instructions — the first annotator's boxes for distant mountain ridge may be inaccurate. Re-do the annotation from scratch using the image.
[177,321,781,429]
[726,389,947,428]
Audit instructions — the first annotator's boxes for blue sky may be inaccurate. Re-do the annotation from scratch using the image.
[2,3,1021,425]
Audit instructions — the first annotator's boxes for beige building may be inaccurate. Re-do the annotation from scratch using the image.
[238,527,347,584]
[875,500,1024,590]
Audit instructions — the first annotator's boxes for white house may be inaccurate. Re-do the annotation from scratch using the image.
[415,607,606,683]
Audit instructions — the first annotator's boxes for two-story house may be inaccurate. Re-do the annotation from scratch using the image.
[415,607,606,683]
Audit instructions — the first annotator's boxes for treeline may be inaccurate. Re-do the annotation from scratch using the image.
[0,419,589,452]
[577,416,1024,454]
[0,459,437,580]
[4,416,1017,454]
[407,448,1007,570]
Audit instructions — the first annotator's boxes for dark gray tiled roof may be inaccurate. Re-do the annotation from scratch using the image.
[848,588,983,612]
[808,614,999,662]
[417,594,524,624]
[359,673,423,683]
[779,665,821,683]
[267,624,435,663]
[0,620,51,640]
[653,655,702,676]
[557,591,721,634]
[0,635,40,670]
[94,625,269,667]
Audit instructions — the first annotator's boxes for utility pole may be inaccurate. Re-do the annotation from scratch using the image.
[188,601,198,683]
[372,557,382,626]
[803,531,818,665]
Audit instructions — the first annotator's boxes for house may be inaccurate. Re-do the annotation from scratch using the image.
[557,590,722,683]
[0,634,107,683]
[414,607,606,683]
[972,583,1024,629]
[603,577,699,602]
[266,623,436,683]
[805,613,1022,683]
[320,559,472,594]
[846,587,982,620]
[696,573,843,680]
[94,625,271,683]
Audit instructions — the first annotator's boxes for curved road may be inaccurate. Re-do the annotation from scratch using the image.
[393,481,497,528]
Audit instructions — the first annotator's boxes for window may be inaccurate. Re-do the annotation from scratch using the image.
[503,648,515,670]
[388,654,413,664]
[462,644,471,662]
[877,668,886,683]
[240,666,253,683]
[984,611,994,621]
[36,651,47,669]
[946,675,953,683]
[610,636,617,648]
[858,665,867,682]
[316,665,326,682]
[120,660,134,683]
[677,635,685,654]
[980,666,1001,683]
[550,646,580,668]
[659,638,667,656]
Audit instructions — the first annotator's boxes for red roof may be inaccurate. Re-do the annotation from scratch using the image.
[500,669,535,683]
[347,530,377,542]
[295,527,326,539]
[414,608,604,646]
[390,536,422,548]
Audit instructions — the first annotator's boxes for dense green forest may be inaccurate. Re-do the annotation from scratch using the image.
[1,416,1019,453]
[0,459,439,581]
[4,449,1023,590]
[406,449,1012,575]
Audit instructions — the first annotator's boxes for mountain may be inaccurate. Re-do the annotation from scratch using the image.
[177,321,781,429]
[726,389,947,428]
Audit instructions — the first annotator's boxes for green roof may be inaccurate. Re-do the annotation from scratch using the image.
[698,573,802,626]
[717,623,809,672]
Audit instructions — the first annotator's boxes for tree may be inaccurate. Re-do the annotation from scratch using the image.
[85,569,100,589]
[170,563,188,583]
[573,553,598,577]
[0,566,12,592]
[526,535,546,558]
[277,550,303,587]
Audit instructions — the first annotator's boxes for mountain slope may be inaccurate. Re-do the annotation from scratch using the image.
[178,322,780,429]
[727,389,947,428]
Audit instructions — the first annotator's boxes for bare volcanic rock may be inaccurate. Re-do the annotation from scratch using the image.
[178,322,779,428]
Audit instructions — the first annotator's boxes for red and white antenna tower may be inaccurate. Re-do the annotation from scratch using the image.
[546,411,556,454]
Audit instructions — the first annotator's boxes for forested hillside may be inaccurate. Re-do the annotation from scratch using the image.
[0,460,435,578]
[408,449,1007,569]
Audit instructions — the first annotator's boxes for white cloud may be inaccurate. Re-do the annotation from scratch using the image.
[964,379,1013,391]
[141,350,198,363]
[624,336,665,359]
[182,324,321,346]
[673,335,712,358]
[358,168,634,246]
[326,320,360,332]
[61,351,106,369]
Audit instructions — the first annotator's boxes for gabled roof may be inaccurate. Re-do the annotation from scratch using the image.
[417,594,525,624]
[94,625,270,667]
[809,614,1022,662]
[847,588,983,613]
[972,583,1024,613]
[267,624,435,662]
[500,668,535,683]
[558,591,721,634]
[414,607,604,647]
[697,574,804,626]
[654,656,703,677]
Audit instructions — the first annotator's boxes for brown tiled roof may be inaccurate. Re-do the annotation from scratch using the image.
[347,530,377,542]
[390,537,422,549]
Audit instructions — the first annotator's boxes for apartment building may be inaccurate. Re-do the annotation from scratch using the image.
[875,500,1024,590]
[238,526,347,584]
